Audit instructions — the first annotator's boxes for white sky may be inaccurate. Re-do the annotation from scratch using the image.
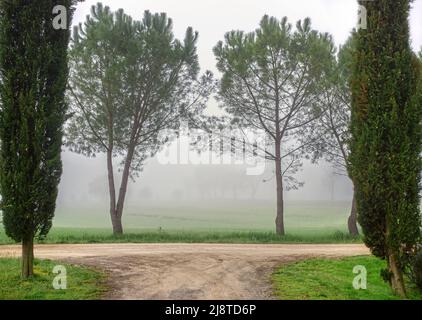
[72,0,422,75]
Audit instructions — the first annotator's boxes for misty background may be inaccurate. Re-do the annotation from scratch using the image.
[55,0,422,229]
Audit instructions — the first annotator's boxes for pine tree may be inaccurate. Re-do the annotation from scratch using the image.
[0,0,76,278]
[350,0,422,297]
[66,5,212,235]
[214,16,335,235]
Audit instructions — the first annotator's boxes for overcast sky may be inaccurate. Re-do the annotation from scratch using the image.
[58,1,422,207]
[72,0,422,76]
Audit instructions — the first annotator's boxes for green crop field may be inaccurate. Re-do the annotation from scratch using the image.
[54,200,354,231]
[47,200,350,230]
[0,200,360,244]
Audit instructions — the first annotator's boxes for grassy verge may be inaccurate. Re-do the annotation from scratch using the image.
[272,256,422,300]
[0,258,106,300]
[0,228,361,245]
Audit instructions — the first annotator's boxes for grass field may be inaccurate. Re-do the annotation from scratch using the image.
[51,200,354,232]
[272,256,422,300]
[0,258,106,300]
[0,201,360,244]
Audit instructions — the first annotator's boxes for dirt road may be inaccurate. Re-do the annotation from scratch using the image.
[0,243,369,300]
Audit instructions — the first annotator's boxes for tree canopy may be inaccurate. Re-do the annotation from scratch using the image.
[214,16,335,234]
[66,4,213,234]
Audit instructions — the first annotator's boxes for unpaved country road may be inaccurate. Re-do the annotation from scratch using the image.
[0,243,369,300]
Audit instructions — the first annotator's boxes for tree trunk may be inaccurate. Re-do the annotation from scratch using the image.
[348,191,359,236]
[275,146,285,235]
[388,249,407,299]
[21,236,34,279]
[107,148,122,235]
[114,143,136,234]
[111,214,123,235]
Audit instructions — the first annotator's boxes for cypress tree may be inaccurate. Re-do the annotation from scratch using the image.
[350,0,422,297]
[0,0,76,278]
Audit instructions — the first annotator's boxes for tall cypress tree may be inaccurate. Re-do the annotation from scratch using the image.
[0,0,76,278]
[350,0,422,297]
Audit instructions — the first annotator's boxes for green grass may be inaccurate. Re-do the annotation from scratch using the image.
[0,201,362,244]
[0,258,106,300]
[0,228,360,244]
[272,256,422,300]
[48,200,355,233]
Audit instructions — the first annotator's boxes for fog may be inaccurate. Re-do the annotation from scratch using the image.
[56,0,422,219]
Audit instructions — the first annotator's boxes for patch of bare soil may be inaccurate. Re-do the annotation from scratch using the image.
[0,243,369,300]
